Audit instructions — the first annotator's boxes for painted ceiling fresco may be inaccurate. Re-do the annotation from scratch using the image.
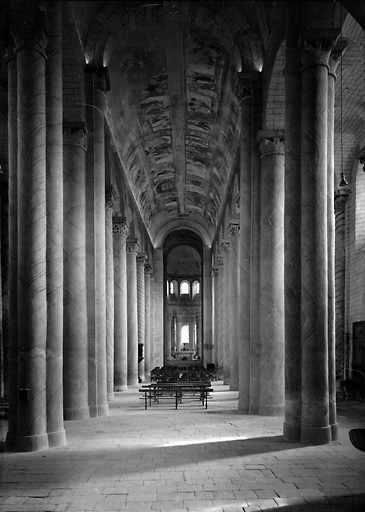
[106,3,242,237]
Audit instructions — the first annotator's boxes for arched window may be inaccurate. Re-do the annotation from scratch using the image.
[180,280,190,296]
[181,324,189,349]
[192,280,200,298]
[169,280,178,297]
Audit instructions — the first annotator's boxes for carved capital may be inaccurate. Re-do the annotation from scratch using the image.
[85,64,110,92]
[212,267,219,278]
[216,256,224,266]
[328,40,348,78]
[10,2,47,57]
[126,239,139,253]
[144,263,153,275]
[112,217,129,236]
[228,221,240,237]
[300,31,339,70]
[137,254,147,266]
[63,122,88,151]
[257,130,285,157]
[334,189,350,214]
[221,241,230,253]
[105,186,117,211]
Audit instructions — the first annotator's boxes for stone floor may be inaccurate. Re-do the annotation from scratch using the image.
[1,382,365,512]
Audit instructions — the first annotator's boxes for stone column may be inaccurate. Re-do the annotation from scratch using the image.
[327,44,346,441]
[144,264,152,379]
[212,268,219,370]
[189,322,194,351]
[283,4,302,441]
[202,247,212,364]
[85,68,108,418]
[13,14,49,451]
[334,189,350,378]
[152,249,164,367]
[300,35,336,444]
[6,43,18,451]
[221,242,231,385]
[217,256,224,380]
[176,315,182,352]
[149,273,156,370]
[238,90,253,414]
[228,222,240,391]
[45,0,66,447]
[105,192,115,401]
[113,217,128,391]
[126,239,139,386]
[137,254,146,382]
[257,131,285,416]
[63,123,89,421]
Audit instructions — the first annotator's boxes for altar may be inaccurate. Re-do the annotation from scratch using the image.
[173,350,196,361]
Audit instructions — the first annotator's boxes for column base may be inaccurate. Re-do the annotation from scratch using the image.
[237,402,249,414]
[301,425,332,445]
[331,423,338,441]
[48,429,67,448]
[107,393,115,402]
[14,433,49,452]
[97,404,109,417]
[6,431,16,451]
[127,378,139,387]
[64,406,90,421]
[230,383,239,391]
[283,422,301,442]
[249,404,258,415]
[258,404,284,416]
[115,385,128,392]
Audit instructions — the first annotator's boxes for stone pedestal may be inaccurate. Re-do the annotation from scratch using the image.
[113,218,128,391]
[257,132,285,416]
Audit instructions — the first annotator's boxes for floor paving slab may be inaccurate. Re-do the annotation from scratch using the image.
[1,383,365,512]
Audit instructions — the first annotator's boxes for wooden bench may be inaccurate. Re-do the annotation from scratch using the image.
[139,382,213,410]
[0,397,9,418]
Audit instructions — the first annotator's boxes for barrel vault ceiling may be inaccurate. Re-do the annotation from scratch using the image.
[74,0,281,245]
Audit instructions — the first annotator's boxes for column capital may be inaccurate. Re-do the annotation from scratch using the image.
[221,241,230,253]
[228,221,240,237]
[112,216,129,236]
[234,72,259,102]
[334,189,350,214]
[10,3,47,57]
[257,130,285,157]
[63,122,88,151]
[300,30,340,70]
[212,267,219,278]
[85,64,110,92]
[328,40,348,78]
[359,146,365,172]
[137,254,147,266]
[216,255,224,266]
[126,239,139,253]
[105,186,117,211]
[144,263,153,275]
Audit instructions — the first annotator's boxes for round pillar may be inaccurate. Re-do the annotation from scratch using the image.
[14,18,49,451]
[137,254,146,382]
[221,242,231,385]
[258,133,285,416]
[126,240,139,386]
[105,194,115,401]
[300,37,334,444]
[63,123,90,421]
[228,222,240,391]
[144,264,152,379]
[113,217,129,391]
[45,0,66,447]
